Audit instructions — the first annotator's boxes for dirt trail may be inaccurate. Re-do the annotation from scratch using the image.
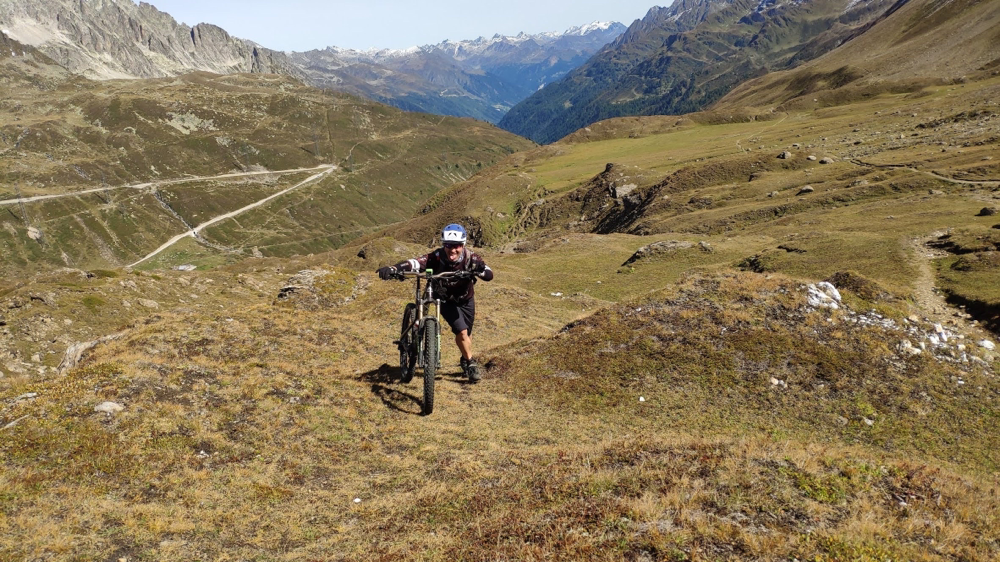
[906,233,994,342]
[0,165,337,206]
[908,233,954,323]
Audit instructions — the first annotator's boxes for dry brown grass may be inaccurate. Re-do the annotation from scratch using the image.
[2,269,999,561]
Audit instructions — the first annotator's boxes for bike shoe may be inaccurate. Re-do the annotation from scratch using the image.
[465,359,481,383]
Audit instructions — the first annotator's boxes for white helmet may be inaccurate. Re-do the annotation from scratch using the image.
[442,223,467,245]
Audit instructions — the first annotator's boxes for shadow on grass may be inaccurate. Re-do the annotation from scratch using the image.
[944,292,1000,337]
[359,363,422,415]
[359,363,476,415]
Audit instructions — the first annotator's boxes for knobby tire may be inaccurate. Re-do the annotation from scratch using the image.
[422,318,438,415]
[399,303,417,383]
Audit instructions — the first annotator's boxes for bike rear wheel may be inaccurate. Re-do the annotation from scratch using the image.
[399,303,417,383]
[422,318,438,415]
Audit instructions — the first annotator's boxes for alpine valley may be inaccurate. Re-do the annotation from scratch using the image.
[2,0,1000,561]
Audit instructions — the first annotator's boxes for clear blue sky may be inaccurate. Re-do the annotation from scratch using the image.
[138,1,664,52]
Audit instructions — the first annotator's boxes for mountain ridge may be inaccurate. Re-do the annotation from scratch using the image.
[498,0,900,143]
[0,0,298,79]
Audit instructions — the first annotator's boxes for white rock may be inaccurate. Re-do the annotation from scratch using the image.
[550,292,562,297]
[353,498,361,503]
[639,396,645,402]
[863,417,874,426]
[138,299,159,309]
[806,282,841,309]
[979,340,996,351]
[15,392,38,401]
[95,401,124,414]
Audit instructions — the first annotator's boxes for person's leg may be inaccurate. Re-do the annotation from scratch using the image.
[442,300,480,381]
[455,330,472,360]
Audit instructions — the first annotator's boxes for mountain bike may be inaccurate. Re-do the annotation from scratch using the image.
[392,269,475,415]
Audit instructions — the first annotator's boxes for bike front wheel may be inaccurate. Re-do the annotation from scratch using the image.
[399,303,417,383]
[422,318,438,415]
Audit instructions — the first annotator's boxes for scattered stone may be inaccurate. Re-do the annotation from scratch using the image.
[929,189,944,195]
[138,299,159,309]
[796,185,815,195]
[95,401,124,414]
[977,207,997,216]
[819,157,836,164]
[30,353,41,363]
[767,191,780,198]
[15,392,38,401]
[863,417,875,426]
[898,340,922,355]
[807,155,817,161]
[698,241,713,253]
[778,151,793,159]
[277,268,369,310]
[980,340,997,351]
[27,226,43,241]
[836,416,848,426]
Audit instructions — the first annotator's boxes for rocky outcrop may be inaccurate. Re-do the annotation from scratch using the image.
[0,0,300,79]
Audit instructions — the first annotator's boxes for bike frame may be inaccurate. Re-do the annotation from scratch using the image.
[408,271,441,368]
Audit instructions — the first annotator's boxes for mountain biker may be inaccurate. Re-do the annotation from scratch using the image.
[376,223,494,382]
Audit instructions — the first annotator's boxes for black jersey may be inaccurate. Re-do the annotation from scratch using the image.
[395,247,493,302]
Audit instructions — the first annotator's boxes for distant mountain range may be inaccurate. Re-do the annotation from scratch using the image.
[290,23,626,124]
[498,0,902,143]
[0,0,624,125]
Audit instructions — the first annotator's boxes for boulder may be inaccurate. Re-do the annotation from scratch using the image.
[778,151,793,159]
[806,282,841,310]
[976,207,997,216]
[621,241,694,267]
[796,185,815,195]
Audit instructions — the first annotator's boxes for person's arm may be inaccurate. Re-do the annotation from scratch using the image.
[377,255,428,280]
[472,256,493,281]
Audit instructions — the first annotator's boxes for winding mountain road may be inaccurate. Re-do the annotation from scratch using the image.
[128,165,338,267]
[0,165,337,206]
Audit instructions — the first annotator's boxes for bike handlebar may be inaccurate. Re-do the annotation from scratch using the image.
[391,269,477,281]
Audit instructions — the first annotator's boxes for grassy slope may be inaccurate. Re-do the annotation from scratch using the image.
[3,69,1000,562]
[0,70,534,276]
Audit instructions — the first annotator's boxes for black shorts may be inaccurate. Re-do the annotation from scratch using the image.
[441,298,475,335]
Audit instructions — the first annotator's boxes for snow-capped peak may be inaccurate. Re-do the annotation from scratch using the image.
[563,21,617,36]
